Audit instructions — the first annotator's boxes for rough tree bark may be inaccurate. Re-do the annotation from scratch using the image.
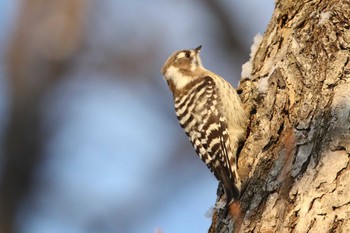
[210,0,350,232]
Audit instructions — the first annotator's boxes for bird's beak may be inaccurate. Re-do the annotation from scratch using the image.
[195,45,202,53]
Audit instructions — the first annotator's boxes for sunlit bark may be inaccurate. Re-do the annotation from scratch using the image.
[210,0,350,232]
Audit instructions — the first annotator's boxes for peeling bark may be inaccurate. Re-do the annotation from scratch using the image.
[210,0,350,232]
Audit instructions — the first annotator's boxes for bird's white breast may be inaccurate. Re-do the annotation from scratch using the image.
[211,74,246,144]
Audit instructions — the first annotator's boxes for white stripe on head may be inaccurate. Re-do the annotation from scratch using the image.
[177,52,186,59]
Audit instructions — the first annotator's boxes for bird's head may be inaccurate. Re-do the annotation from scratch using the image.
[161,45,204,91]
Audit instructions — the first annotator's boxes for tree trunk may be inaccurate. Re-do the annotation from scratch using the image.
[210,0,350,232]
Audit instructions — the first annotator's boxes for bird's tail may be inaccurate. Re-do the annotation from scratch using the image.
[218,165,241,205]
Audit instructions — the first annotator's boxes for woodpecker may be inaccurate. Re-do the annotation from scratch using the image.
[161,45,247,205]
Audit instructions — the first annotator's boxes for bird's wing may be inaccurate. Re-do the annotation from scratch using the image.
[175,76,240,202]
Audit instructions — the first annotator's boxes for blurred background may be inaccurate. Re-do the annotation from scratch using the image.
[0,1,273,232]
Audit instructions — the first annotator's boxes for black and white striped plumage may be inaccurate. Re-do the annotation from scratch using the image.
[161,46,246,205]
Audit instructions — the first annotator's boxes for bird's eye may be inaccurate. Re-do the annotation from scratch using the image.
[185,52,190,58]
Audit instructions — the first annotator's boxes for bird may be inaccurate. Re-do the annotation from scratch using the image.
[161,45,247,206]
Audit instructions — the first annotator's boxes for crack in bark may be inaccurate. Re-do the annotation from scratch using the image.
[330,215,344,232]
[335,159,350,178]
[308,193,326,211]
[306,217,316,233]
[332,200,350,210]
